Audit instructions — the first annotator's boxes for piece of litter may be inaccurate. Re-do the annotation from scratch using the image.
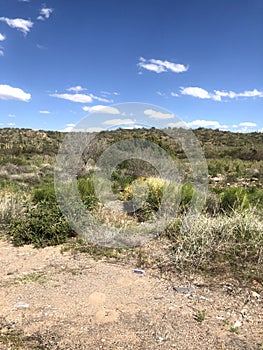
[173,286,195,293]
[133,269,145,274]
[14,301,29,309]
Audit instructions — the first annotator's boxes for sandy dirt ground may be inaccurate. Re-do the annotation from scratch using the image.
[0,238,262,349]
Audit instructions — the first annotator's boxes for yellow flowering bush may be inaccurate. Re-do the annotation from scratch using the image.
[119,176,180,219]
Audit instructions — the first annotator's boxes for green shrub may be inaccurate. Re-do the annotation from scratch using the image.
[78,177,98,210]
[33,183,56,203]
[218,187,250,212]
[119,176,180,220]
[8,183,75,247]
[9,201,75,247]
[180,184,194,211]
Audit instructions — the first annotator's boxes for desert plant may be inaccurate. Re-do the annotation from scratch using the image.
[167,208,263,275]
[0,191,27,224]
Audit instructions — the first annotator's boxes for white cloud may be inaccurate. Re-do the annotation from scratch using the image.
[101,90,120,96]
[7,122,16,126]
[171,92,179,97]
[167,121,186,128]
[181,86,263,101]
[168,119,228,130]
[37,7,53,21]
[138,57,188,74]
[86,127,105,133]
[187,119,222,128]
[51,89,111,104]
[67,85,86,92]
[239,89,263,97]
[156,91,167,97]
[36,44,46,49]
[214,90,236,99]
[82,105,120,114]
[180,87,220,101]
[0,33,5,41]
[144,109,174,120]
[39,110,50,114]
[103,118,135,126]
[239,122,257,127]
[90,94,112,103]
[0,49,4,56]
[8,114,16,118]
[0,17,33,35]
[50,93,93,103]
[0,84,31,101]
[62,123,76,132]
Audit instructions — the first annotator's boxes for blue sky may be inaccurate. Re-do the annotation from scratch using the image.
[0,0,262,132]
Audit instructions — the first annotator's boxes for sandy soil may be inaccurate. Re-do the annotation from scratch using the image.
[0,238,262,349]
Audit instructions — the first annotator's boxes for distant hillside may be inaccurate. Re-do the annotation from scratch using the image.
[0,127,262,161]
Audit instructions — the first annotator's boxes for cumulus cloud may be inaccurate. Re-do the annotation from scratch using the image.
[180,87,221,101]
[187,119,225,128]
[168,119,228,130]
[51,90,111,104]
[239,122,257,127]
[0,49,4,56]
[0,33,5,41]
[138,57,188,74]
[7,122,16,126]
[67,85,86,92]
[50,93,93,103]
[90,94,112,103]
[82,105,120,114]
[181,86,263,101]
[167,121,186,128]
[39,110,50,114]
[144,109,174,120]
[61,123,76,132]
[102,118,135,126]
[86,127,105,133]
[0,17,33,35]
[0,84,31,101]
[37,7,53,21]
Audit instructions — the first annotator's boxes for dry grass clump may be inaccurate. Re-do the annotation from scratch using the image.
[91,202,137,229]
[0,191,28,224]
[168,209,263,276]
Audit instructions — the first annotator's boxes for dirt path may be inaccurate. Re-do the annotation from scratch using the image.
[0,238,262,349]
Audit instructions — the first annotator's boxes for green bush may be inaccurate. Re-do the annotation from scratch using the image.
[78,177,98,210]
[33,183,56,203]
[9,201,75,247]
[218,187,250,212]
[180,184,194,211]
[119,176,181,220]
[8,183,75,247]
